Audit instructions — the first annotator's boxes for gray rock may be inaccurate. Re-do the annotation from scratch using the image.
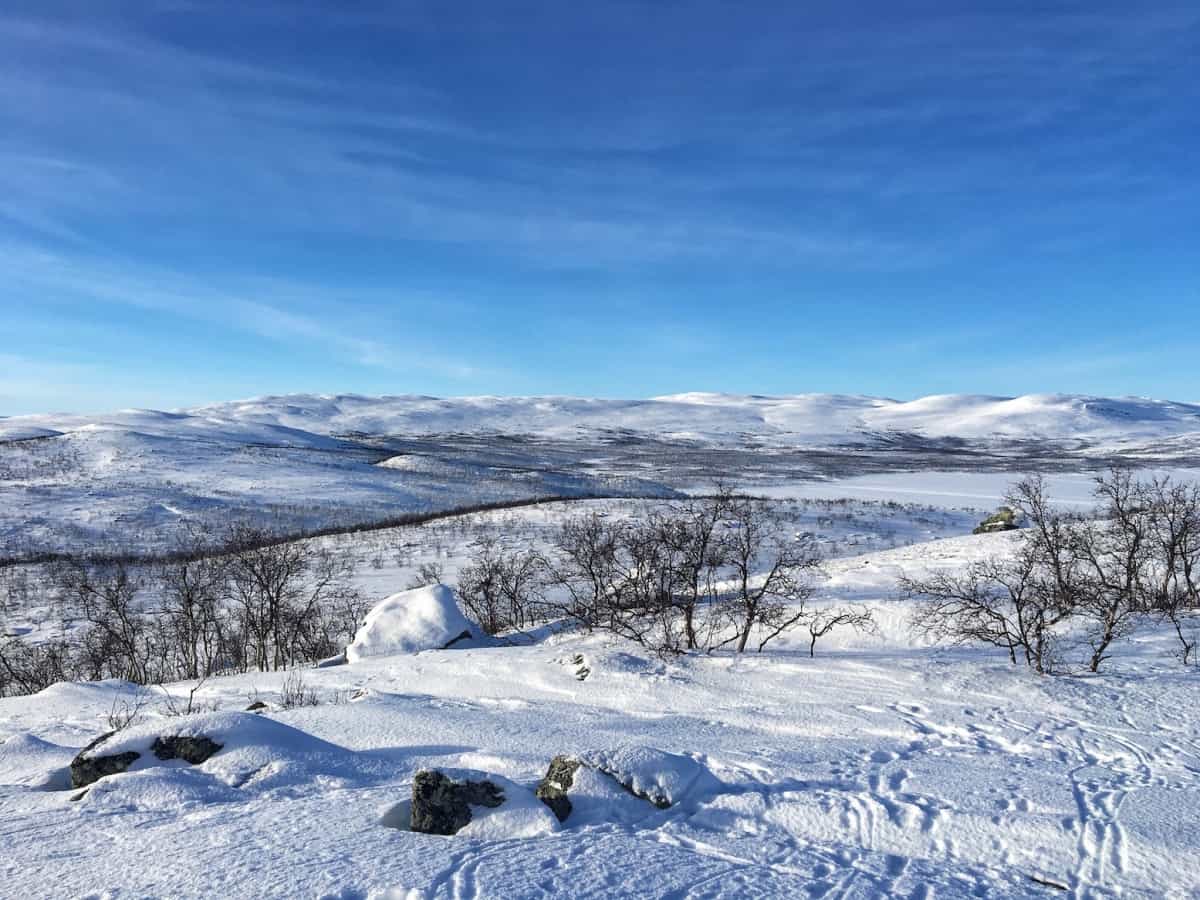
[535,755,582,822]
[151,735,223,765]
[69,732,140,788]
[410,770,505,835]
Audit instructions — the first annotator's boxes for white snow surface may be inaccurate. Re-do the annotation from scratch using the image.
[6,390,1200,444]
[346,585,475,662]
[7,391,1200,556]
[2,531,1198,898]
[579,745,722,808]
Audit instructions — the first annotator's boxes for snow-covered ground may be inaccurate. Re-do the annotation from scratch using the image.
[752,468,1200,509]
[2,395,1199,897]
[0,496,976,649]
[2,528,1198,899]
[4,391,1200,557]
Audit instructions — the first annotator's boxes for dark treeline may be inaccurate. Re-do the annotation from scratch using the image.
[0,494,610,570]
[904,469,1200,674]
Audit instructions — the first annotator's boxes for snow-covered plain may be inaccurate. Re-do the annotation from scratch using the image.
[4,391,1200,557]
[3,395,1200,897]
[2,522,1198,898]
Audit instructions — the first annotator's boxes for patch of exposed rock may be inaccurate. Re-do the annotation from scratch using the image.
[410,769,505,835]
[69,733,140,789]
[151,735,223,764]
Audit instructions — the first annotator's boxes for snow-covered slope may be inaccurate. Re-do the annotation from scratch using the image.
[6,391,1200,447]
[178,391,1200,443]
[5,391,1200,557]
[2,534,1197,898]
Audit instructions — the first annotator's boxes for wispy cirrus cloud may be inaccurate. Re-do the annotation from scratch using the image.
[2,3,1198,408]
[0,241,485,380]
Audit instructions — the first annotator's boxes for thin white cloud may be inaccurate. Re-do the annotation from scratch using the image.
[0,242,485,381]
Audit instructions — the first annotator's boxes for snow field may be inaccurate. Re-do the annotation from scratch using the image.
[1,529,1197,898]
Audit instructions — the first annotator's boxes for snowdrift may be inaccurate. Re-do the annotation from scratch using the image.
[67,712,387,811]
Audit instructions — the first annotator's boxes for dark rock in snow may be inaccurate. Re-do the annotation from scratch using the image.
[151,735,223,765]
[535,755,582,822]
[536,746,713,821]
[245,700,269,713]
[410,769,505,835]
[69,732,140,788]
[440,629,473,650]
[973,506,1018,534]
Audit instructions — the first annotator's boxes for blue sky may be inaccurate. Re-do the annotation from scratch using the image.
[2,1,1198,414]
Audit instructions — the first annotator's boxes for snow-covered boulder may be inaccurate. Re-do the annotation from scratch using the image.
[70,732,142,788]
[383,768,559,838]
[65,712,378,808]
[581,745,721,808]
[346,585,473,662]
[536,745,721,823]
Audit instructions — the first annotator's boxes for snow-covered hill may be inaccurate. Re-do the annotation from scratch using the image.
[4,391,1200,557]
[6,391,1200,447]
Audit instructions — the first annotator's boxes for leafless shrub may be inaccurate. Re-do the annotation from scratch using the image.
[805,605,876,657]
[106,689,148,732]
[540,490,823,655]
[0,636,74,697]
[717,494,823,653]
[457,538,545,635]
[223,525,360,671]
[406,561,445,590]
[279,668,318,709]
[160,676,217,717]
[907,469,1200,673]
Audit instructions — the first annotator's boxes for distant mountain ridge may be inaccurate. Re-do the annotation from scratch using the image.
[4,391,1200,449]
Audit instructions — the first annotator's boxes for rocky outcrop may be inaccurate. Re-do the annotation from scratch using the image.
[69,730,225,788]
[410,770,505,835]
[69,732,140,789]
[535,746,718,822]
[151,735,223,765]
[973,506,1018,534]
[440,629,473,650]
[535,755,582,822]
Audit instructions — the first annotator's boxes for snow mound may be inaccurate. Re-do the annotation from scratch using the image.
[73,711,381,805]
[0,732,76,789]
[346,585,474,662]
[556,765,662,827]
[580,745,721,808]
